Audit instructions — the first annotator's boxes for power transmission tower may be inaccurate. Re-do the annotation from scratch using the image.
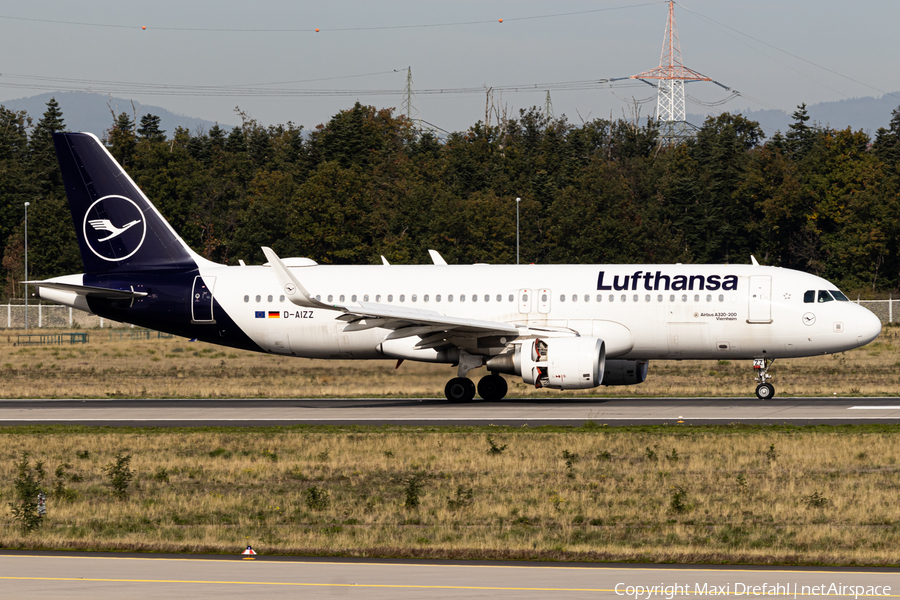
[544,90,554,121]
[401,67,420,131]
[630,0,709,146]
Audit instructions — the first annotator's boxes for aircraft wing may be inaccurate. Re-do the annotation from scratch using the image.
[262,246,521,341]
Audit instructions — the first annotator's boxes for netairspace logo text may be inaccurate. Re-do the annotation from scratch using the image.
[615,583,892,599]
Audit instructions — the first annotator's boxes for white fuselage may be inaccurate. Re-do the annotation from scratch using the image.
[199,262,880,362]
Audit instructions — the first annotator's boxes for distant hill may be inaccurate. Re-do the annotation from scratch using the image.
[0,92,231,139]
[688,92,900,138]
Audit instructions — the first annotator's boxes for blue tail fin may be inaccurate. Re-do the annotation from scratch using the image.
[53,132,198,274]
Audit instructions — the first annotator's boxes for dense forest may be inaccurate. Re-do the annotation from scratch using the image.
[2,97,900,300]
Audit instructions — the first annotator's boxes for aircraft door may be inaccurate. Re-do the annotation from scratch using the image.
[518,289,533,314]
[748,275,772,324]
[538,289,551,314]
[191,276,216,323]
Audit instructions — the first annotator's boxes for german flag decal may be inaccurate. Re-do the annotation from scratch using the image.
[268,311,280,318]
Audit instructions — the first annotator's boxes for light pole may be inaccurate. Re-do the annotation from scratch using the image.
[24,202,29,330]
[515,197,521,265]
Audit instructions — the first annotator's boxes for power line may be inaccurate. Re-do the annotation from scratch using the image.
[0,4,665,33]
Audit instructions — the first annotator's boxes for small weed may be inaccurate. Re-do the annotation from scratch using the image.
[765,444,778,463]
[53,463,78,501]
[447,485,474,511]
[802,491,830,509]
[736,473,749,495]
[9,452,45,533]
[666,449,679,462]
[316,448,331,462]
[486,436,508,455]
[645,447,657,461]
[305,486,330,511]
[208,448,232,459]
[103,453,135,500]
[398,471,429,510]
[261,449,278,462]
[669,485,689,514]
[597,450,612,461]
[562,450,579,471]
[75,450,90,460]
[153,467,170,483]
[383,450,394,458]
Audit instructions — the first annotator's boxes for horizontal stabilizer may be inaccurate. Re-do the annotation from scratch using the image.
[24,281,148,300]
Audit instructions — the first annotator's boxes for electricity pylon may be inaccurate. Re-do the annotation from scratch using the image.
[630,1,710,145]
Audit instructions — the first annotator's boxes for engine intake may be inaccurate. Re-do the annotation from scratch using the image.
[516,337,606,389]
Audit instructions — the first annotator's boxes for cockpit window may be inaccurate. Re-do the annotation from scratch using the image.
[817,290,834,303]
[830,290,849,302]
[804,290,815,303]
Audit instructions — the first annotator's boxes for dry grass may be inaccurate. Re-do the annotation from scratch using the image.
[1,426,900,565]
[1,326,899,398]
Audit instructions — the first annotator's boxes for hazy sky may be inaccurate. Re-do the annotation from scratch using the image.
[2,1,899,134]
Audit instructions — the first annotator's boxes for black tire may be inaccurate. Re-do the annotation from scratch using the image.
[445,377,476,402]
[477,374,509,401]
[755,382,775,400]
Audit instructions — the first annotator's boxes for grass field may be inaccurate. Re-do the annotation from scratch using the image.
[2,424,900,565]
[1,325,899,398]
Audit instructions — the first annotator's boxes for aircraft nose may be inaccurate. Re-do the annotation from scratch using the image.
[857,306,882,346]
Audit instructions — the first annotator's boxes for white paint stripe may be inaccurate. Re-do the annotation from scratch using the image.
[848,406,900,410]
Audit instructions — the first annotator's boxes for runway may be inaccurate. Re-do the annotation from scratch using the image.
[2,397,900,426]
[1,552,898,600]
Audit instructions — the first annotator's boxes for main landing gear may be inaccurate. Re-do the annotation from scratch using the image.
[753,358,775,400]
[444,374,509,402]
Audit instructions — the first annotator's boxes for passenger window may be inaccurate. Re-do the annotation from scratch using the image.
[693,294,700,302]
[472,294,477,302]
[268,295,273,303]
[376,294,381,302]
[364,294,369,302]
[448,295,453,302]
[830,290,849,301]
[280,295,285,302]
[339,295,345,302]
[803,290,815,303]
[718,294,724,302]
[315,295,321,301]
[485,295,490,302]
[609,295,614,302]
[681,294,687,302]
[412,294,417,302]
[522,294,528,302]
[351,295,357,302]
[706,294,712,302]
[399,295,405,302]
[657,294,663,302]
[243,295,249,303]
[817,290,834,303]
[388,294,394,302]
[328,295,333,302]
[498,294,503,302]
[597,294,603,302]
[584,294,589,302]
[633,294,638,302]
[423,295,429,302]
[560,295,565,302]
[620,295,626,302]
[542,294,548,302]
[436,294,442,302]
[461,294,466,302]
[572,294,577,302]
[669,294,675,302]
[645,295,651,302]
[255,295,261,303]
[508,294,514,302]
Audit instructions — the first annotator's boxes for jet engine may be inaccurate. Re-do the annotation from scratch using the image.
[603,360,649,386]
[487,337,606,390]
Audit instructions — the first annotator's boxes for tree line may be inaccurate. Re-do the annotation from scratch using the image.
[2,97,900,300]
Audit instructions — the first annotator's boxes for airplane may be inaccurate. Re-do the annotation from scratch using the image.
[27,132,882,401]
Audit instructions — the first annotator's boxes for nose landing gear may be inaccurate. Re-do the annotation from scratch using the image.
[753,358,775,400]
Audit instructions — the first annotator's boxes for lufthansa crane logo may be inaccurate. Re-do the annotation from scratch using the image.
[82,195,147,262]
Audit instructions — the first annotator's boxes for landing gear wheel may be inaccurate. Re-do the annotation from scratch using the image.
[477,374,508,401]
[755,382,775,400]
[445,377,476,402]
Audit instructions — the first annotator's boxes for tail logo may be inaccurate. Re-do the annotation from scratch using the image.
[82,195,147,262]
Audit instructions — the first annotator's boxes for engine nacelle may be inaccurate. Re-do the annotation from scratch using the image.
[603,360,649,386]
[518,337,606,389]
